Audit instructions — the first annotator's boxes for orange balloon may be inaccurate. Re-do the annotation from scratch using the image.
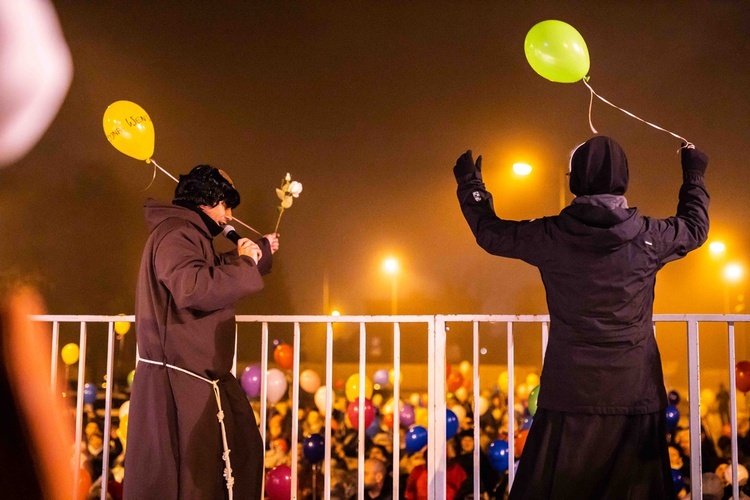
[274,344,294,370]
[382,412,394,429]
[446,371,464,393]
[737,360,750,393]
[515,429,529,457]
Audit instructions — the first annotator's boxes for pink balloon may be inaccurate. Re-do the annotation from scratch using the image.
[399,402,415,427]
[299,369,321,394]
[265,465,292,500]
[266,368,288,404]
[346,397,375,430]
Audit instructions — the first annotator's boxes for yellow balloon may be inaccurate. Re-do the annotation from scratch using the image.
[345,374,373,402]
[526,373,540,387]
[103,100,155,161]
[117,413,129,450]
[497,371,509,393]
[415,407,429,427]
[388,368,403,386]
[114,314,131,335]
[61,343,79,365]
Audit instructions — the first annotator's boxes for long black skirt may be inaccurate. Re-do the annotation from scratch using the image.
[509,408,675,500]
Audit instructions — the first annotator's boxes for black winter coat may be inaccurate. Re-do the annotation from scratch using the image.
[456,160,709,414]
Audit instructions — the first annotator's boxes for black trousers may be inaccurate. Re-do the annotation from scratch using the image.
[509,408,675,500]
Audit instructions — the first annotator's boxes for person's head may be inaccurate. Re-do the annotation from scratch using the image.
[459,432,474,454]
[702,472,724,500]
[368,444,388,462]
[569,136,629,196]
[85,421,101,438]
[173,165,240,226]
[87,432,103,455]
[363,458,386,492]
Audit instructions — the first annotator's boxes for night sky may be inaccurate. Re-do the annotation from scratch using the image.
[1,2,749,373]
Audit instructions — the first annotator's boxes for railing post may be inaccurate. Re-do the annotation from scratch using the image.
[430,316,446,499]
[101,321,116,500]
[507,322,515,489]
[728,322,740,500]
[687,320,702,499]
[392,322,401,499]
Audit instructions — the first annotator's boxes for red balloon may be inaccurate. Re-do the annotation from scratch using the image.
[273,344,294,370]
[736,361,750,393]
[265,465,292,500]
[347,397,375,430]
[446,371,464,393]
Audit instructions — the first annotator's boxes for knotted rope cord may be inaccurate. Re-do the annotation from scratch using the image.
[583,78,693,150]
[137,357,235,500]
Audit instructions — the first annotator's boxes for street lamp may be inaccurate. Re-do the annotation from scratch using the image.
[512,162,533,176]
[709,241,727,256]
[382,257,400,315]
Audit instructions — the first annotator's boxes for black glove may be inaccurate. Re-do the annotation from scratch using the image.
[681,145,708,176]
[453,150,483,180]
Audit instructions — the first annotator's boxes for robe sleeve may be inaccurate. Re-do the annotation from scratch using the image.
[155,224,264,312]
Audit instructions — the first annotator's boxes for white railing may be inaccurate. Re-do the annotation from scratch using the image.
[33,313,750,500]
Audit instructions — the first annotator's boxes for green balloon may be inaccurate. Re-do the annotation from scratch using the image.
[528,385,540,416]
[127,369,135,388]
[524,20,590,83]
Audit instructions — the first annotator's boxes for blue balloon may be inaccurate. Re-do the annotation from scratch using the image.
[671,468,684,494]
[405,426,428,453]
[303,433,325,464]
[668,390,681,405]
[665,405,680,429]
[83,383,97,406]
[521,416,533,430]
[488,439,510,472]
[366,415,381,438]
[446,409,459,439]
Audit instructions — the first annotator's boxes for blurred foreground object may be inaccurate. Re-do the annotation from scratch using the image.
[1,284,74,499]
[0,0,73,167]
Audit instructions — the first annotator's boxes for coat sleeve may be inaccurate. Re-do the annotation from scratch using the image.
[154,224,264,312]
[456,170,547,266]
[649,171,710,265]
[217,238,272,275]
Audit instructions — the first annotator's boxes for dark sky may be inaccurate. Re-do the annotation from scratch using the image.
[2,1,748,324]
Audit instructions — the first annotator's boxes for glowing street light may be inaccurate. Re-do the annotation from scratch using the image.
[512,162,533,176]
[709,241,726,256]
[382,256,400,315]
[724,262,744,283]
[331,310,341,317]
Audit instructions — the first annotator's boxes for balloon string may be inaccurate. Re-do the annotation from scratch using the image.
[583,79,693,149]
[142,163,158,191]
[148,158,263,237]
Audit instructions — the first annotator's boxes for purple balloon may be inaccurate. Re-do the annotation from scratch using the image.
[405,425,428,453]
[303,433,325,464]
[241,365,262,398]
[265,465,292,500]
[399,402,415,427]
[373,369,389,386]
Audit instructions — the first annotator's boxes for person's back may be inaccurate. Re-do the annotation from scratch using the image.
[454,136,709,499]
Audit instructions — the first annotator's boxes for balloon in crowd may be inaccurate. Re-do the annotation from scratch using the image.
[671,468,684,495]
[736,360,750,393]
[266,368,288,404]
[114,315,131,335]
[665,405,680,429]
[526,373,540,387]
[399,403,415,427]
[265,465,292,500]
[347,397,375,430]
[83,382,97,406]
[61,343,79,365]
[446,409,459,439]
[515,429,530,457]
[409,392,421,408]
[373,368,389,386]
[528,385,540,416]
[303,433,325,464]
[405,426,428,453]
[345,374,373,402]
[454,386,468,403]
[273,344,294,370]
[127,369,135,388]
[497,371,509,394]
[241,364,262,398]
[102,100,155,162]
[478,395,489,416]
[446,371,464,393]
[415,407,428,428]
[314,386,329,415]
[524,20,590,83]
[389,369,402,386]
[299,369,321,394]
[488,439,510,472]
[451,404,467,424]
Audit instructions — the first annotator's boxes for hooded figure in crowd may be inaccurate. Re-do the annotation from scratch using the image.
[454,136,709,498]
[124,165,279,499]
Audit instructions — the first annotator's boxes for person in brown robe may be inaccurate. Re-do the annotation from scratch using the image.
[124,165,279,500]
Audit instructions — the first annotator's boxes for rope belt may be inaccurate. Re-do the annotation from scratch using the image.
[137,357,235,500]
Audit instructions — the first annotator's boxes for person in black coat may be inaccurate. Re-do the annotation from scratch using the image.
[454,136,709,499]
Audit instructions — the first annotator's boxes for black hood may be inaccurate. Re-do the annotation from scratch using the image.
[569,136,629,196]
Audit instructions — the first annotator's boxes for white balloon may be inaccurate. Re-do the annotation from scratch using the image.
[314,386,329,415]
[478,396,490,416]
[300,369,321,394]
[266,368,288,404]
[451,404,467,423]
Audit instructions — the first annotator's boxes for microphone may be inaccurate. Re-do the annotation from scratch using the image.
[222,225,242,244]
